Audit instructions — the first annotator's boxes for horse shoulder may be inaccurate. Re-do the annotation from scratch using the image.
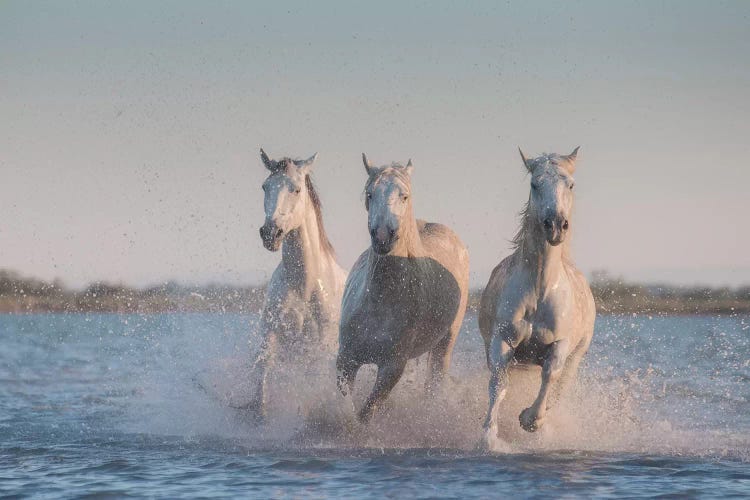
[341,251,369,318]
[562,263,593,306]
[568,265,597,334]
[479,254,530,341]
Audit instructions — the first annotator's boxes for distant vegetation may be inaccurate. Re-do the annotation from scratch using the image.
[1,269,748,315]
[0,269,264,314]
[585,270,750,315]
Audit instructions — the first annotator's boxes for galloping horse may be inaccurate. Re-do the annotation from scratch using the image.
[479,147,595,440]
[337,155,469,423]
[248,148,347,419]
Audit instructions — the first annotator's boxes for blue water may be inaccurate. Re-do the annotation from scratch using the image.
[1,312,749,497]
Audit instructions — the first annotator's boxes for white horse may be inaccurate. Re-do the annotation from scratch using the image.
[337,155,469,423]
[479,147,595,440]
[247,148,347,419]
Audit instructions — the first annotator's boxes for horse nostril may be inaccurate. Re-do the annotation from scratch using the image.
[388,228,396,238]
[562,220,569,230]
[543,219,553,229]
[275,228,283,238]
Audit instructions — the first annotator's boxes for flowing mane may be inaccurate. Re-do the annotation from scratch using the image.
[305,174,335,257]
[510,199,533,253]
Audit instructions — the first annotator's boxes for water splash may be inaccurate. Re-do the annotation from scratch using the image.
[120,313,750,460]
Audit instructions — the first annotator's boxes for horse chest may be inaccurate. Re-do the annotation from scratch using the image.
[527,292,572,345]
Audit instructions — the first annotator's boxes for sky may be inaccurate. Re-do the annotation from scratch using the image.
[1,1,749,288]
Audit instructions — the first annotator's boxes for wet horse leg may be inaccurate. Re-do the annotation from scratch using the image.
[239,330,278,419]
[335,356,360,417]
[358,360,407,423]
[336,356,359,397]
[482,336,514,441]
[519,339,570,432]
[553,338,590,404]
[425,329,457,395]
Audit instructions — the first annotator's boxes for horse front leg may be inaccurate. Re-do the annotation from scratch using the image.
[335,354,360,417]
[519,338,570,432]
[336,355,359,397]
[483,336,514,443]
[240,330,278,420]
[358,360,407,423]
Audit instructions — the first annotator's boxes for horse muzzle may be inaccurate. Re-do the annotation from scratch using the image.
[543,216,569,246]
[260,223,284,251]
[370,226,397,255]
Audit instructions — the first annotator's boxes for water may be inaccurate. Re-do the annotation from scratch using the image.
[1,312,748,497]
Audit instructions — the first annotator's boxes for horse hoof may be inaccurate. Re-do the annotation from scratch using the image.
[482,426,498,450]
[482,427,511,453]
[519,407,543,433]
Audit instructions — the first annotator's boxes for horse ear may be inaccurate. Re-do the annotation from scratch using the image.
[518,147,532,172]
[260,148,277,172]
[405,159,414,176]
[362,153,373,175]
[564,146,580,173]
[294,152,318,169]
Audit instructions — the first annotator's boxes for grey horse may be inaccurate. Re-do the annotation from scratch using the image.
[479,147,595,443]
[247,149,347,420]
[337,154,469,423]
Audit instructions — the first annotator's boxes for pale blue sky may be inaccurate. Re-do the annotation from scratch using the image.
[1,1,749,287]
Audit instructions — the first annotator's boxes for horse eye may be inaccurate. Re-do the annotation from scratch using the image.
[531,183,538,191]
[366,192,372,200]
[294,188,301,194]
[569,183,575,190]
[402,194,409,201]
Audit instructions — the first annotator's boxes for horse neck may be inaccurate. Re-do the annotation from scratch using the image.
[387,204,423,258]
[365,204,423,290]
[517,211,570,290]
[281,202,332,293]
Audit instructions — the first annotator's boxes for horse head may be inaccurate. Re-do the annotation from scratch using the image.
[361,153,415,255]
[519,147,579,246]
[259,148,318,251]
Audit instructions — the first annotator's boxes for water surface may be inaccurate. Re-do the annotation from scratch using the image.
[1,312,748,497]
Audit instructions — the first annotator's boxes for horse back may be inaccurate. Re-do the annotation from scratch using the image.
[417,220,469,286]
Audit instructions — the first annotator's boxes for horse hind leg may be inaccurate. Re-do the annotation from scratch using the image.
[425,329,458,395]
[519,339,570,432]
[358,360,407,423]
[552,339,590,405]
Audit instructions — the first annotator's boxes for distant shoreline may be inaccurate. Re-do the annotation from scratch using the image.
[1,269,748,316]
